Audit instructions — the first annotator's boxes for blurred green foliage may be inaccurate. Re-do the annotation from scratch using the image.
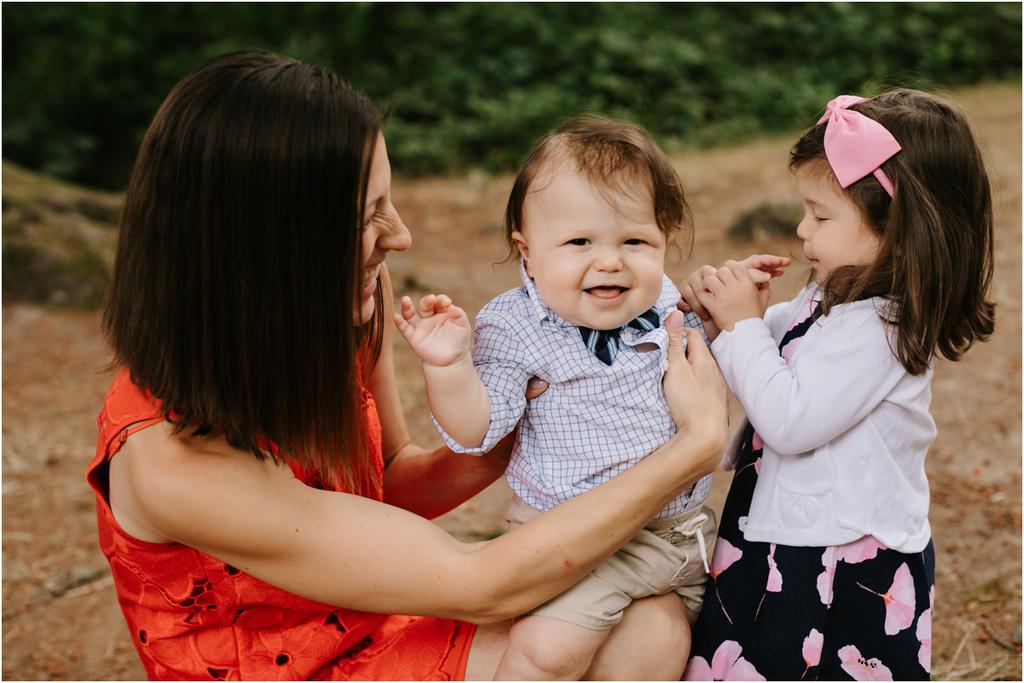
[3,3,1020,189]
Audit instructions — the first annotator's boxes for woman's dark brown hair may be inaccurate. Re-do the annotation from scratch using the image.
[504,113,692,258]
[790,88,995,375]
[103,51,385,494]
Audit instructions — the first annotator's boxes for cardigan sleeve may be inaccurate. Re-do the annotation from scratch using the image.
[710,303,906,456]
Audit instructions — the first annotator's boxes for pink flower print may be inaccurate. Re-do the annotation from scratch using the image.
[684,640,766,681]
[751,432,764,451]
[709,539,743,625]
[837,644,894,681]
[766,544,783,592]
[800,629,823,679]
[755,544,783,620]
[857,562,916,635]
[836,536,885,564]
[817,547,837,606]
[711,538,743,577]
[917,585,934,673]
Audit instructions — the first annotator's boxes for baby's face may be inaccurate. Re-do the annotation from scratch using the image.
[514,166,667,330]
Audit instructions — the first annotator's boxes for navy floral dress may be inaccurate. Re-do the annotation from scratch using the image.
[685,304,935,681]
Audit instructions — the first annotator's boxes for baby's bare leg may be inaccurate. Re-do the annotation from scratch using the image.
[585,593,691,680]
[494,615,611,680]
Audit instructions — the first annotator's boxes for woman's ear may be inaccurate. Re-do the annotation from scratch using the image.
[511,231,531,275]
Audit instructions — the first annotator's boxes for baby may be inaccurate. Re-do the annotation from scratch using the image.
[396,115,720,680]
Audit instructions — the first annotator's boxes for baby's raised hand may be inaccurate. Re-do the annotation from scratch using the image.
[393,294,472,367]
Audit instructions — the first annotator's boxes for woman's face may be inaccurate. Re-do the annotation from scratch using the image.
[358,134,411,323]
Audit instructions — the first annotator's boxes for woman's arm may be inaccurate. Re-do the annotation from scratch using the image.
[111,315,725,625]
[371,266,511,518]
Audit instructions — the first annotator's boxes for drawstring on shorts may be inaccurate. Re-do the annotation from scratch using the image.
[672,512,711,574]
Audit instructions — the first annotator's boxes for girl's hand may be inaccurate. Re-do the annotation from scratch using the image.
[662,311,728,455]
[699,261,765,332]
[678,255,788,340]
[739,254,789,314]
[739,254,790,280]
[393,294,472,367]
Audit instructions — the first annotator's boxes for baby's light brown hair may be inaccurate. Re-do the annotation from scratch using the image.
[504,114,692,257]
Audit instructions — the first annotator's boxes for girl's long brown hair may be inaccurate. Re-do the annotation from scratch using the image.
[103,52,385,494]
[790,89,995,375]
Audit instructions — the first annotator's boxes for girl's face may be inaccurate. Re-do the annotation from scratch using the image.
[795,163,881,283]
[359,133,411,323]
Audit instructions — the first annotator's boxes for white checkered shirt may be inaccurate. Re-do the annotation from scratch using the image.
[433,265,712,519]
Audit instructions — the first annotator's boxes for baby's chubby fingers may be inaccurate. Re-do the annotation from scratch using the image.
[679,265,717,320]
[678,283,700,317]
[399,295,421,322]
[416,294,440,317]
[700,271,727,296]
[443,303,470,326]
[392,308,415,340]
[434,294,453,312]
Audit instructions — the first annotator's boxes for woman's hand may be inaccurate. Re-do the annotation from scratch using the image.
[662,310,728,457]
[394,294,472,367]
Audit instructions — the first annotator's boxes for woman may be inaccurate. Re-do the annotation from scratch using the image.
[88,51,727,680]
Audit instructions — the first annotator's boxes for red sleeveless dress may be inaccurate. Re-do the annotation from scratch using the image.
[86,369,475,680]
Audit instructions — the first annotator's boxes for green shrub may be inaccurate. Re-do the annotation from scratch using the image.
[3,3,1020,188]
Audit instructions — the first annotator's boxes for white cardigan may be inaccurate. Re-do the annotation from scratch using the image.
[711,285,935,553]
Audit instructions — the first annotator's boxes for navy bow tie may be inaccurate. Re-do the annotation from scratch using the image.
[578,308,661,366]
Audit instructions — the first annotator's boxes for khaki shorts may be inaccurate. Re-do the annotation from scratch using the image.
[504,495,718,631]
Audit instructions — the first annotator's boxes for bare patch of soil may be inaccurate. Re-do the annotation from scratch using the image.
[3,83,1020,679]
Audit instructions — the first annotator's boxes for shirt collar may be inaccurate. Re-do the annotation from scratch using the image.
[518,260,681,328]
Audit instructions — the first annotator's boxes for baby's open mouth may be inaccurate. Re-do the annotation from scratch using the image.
[585,286,628,299]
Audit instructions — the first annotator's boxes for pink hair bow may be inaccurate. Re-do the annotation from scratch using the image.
[817,95,901,197]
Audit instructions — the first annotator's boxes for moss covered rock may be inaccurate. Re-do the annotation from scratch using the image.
[2,162,121,308]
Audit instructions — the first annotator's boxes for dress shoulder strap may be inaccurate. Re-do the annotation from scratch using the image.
[86,368,164,503]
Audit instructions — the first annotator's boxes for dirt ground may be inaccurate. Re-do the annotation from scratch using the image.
[2,83,1020,680]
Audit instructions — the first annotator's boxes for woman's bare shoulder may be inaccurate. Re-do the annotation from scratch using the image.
[110,420,299,544]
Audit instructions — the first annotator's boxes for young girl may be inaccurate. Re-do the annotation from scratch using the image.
[679,90,995,680]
